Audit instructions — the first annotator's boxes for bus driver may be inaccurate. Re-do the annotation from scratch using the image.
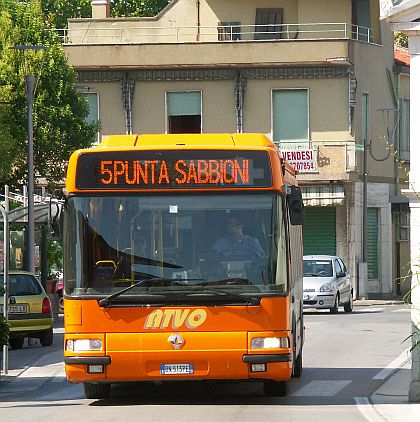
[211,216,265,259]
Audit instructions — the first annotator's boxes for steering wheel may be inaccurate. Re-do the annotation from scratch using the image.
[317,271,328,276]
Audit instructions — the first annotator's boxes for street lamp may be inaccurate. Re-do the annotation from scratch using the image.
[11,45,48,273]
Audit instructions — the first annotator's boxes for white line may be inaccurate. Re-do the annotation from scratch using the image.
[357,307,385,313]
[291,380,351,397]
[354,397,386,422]
[373,347,411,380]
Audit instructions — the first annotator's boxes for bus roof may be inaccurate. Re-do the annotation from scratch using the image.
[96,133,276,150]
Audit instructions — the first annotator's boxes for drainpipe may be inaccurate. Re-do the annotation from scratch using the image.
[196,0,201,41]
[234,71,246,133]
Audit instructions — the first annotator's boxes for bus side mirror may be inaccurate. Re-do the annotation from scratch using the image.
[49,199,63,241]
[287,186,305,226]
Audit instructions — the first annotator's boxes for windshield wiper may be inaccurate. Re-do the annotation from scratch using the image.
[98,277,205,307]
[184,285,260,306]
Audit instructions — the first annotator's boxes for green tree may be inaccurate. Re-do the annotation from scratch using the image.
[40,0,91,29]
[39,0,171,28]
[395,31,408,48]
[111,0,171,17]
[0,0,98,189]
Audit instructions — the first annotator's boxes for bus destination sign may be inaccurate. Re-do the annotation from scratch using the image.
[75,150,272,190]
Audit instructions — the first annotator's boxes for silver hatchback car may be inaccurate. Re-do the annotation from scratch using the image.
[303,255,353,313]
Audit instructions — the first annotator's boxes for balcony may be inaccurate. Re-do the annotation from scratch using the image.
[62,22,380,45]
[62,22,379,70]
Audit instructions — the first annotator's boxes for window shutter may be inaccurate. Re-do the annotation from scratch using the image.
[367,208,379,279]
[303,207,337,256]
[255,8,283,40]
[167,92,201,116]
[273,89,308,144]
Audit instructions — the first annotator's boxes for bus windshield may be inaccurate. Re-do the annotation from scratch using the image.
[64,193,288,303]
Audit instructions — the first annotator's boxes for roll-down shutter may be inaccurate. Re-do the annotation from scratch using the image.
[302,207,336,255]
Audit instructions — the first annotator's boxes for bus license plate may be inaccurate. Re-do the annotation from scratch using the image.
[0,304,28,314]
[160,364,194,375]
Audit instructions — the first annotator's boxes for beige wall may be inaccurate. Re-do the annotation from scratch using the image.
[298,0,351,25]
[131,80,237,134]
[244,77,350,141]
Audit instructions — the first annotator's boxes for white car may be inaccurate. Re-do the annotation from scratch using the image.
[303,255,353,313]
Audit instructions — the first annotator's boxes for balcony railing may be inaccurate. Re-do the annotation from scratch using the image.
[58,23,381,45]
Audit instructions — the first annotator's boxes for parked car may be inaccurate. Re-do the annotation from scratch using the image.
[0,271,54,349]
[303,255,353,313]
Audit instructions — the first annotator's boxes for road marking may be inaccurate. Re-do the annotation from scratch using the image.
[392,308,411,313]
[291,380,351,396]
[357,307,385,313]
[354,397,386,422]
[372,347,411,380]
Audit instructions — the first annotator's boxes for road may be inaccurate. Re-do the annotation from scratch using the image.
[0,303,413,421]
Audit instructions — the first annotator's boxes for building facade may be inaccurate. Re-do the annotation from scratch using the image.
[64,0,410,298]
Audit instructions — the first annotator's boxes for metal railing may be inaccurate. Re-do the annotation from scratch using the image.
[55,22,380,45]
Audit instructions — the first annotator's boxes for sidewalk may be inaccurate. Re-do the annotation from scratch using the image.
[370,361,420,421]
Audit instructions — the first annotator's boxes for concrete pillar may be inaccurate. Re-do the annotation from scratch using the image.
[92,0,110,19]
[406,32,420,403]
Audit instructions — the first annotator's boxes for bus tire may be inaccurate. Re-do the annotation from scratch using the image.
[263,380,287,397]
[292,351,303,378]
[83,383,111,399]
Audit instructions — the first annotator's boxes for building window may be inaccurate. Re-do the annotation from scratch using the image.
[399,98,410,160]
[218,22,241,41]
[273,89,309,147]
[83,92,100,145]
[166,91,202,134]
[255,8,283,40]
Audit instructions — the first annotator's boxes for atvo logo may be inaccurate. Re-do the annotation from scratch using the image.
[144,309,207,329]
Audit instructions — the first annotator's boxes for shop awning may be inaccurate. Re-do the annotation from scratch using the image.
[301,185,345,206]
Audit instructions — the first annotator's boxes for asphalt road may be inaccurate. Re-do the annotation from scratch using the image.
[0,302,413,422]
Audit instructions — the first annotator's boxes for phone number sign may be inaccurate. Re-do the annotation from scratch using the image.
[280,149,317,173]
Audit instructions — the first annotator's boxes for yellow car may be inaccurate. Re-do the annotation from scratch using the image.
[0,271,54,349]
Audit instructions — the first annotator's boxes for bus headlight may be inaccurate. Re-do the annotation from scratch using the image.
[66,339,103,352]
[251,337,289,349]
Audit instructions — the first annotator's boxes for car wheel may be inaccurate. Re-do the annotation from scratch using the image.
[84,383,111,399]
[39,328,54,347]
[263,380,288,397]
[344,292,353,313]
[9,337,25,349]
[330,294,339,314]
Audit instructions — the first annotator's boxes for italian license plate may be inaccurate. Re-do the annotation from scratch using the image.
[0,304,28,314]
[160,364,194,375]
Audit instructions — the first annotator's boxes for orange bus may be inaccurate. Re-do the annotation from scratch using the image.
[63,133,304,399]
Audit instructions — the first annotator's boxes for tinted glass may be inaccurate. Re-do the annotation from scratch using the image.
[303,260,333,277]
[8,274,42,296]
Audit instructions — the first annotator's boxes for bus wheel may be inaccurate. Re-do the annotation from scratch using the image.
[292,351,303,378]
[83,383,111,399]
[263,381,287,397]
